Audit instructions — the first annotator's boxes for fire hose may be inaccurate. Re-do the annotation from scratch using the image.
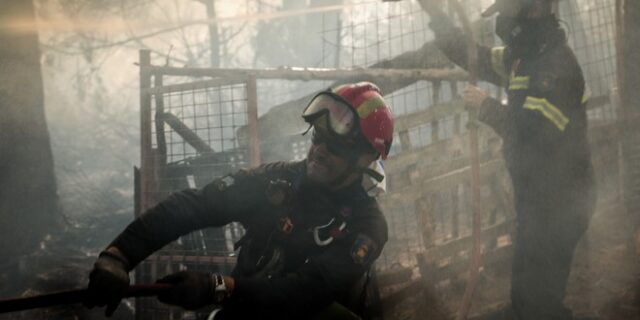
[445,1,484,319]
[0,284,171,314]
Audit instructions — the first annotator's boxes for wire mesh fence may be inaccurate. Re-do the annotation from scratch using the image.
[560,0,619,123]
[132,0,624,318]
[158,85,249,160]
[311,0,622,267]
[135,75,254,319]
[310,0,623,317]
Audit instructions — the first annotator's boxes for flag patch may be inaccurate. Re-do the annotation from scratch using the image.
[350,234,378,265]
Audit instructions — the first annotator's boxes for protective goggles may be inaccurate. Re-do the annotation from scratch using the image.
[311,129,354,159]
[302,91,359,138]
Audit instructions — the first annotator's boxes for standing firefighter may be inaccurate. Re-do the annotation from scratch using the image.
[84,82,394,319]
[421,0,595,319]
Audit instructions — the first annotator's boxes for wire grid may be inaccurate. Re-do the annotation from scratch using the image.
[562,0,617,97]
[138,82,252,319]
[133,1,622,315]
[561,0,618,122]
[316,0,493,273]
[153,84,249,163]
[318,0,492,70]
[316,0,621,273]
[315,0,488,155]
[322,0,428,68]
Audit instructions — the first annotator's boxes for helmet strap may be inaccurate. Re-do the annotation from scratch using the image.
[301,124,313,136]
[328,152,384,188]
[362,167,384,183]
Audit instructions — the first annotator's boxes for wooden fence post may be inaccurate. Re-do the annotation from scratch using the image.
[247,76,261,167]
[139,50,154,213]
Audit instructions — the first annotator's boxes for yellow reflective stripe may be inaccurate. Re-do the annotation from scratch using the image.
[509,76,530,90]
[357,96,386,119]
[491,46,509,81]
[523,96,570,132]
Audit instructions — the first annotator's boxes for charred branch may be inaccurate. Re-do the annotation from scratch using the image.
[160,112,215,154]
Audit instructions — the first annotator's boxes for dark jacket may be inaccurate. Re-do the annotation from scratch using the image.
[110,160,388,319]
[431,19,594,199]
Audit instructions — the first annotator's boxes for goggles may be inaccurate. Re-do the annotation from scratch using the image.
[311,129,354,159]
[302,91,359,138]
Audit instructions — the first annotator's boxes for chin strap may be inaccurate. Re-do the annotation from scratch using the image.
[335,149,386,185]
[301,124,313,136]
[361,167,384,183]
[327,163,385,190]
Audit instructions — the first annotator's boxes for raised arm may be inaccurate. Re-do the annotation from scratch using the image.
[420,0,510,86]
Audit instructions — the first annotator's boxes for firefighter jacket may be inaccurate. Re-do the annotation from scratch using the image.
[431,21,594,195]
[110,160,388,319]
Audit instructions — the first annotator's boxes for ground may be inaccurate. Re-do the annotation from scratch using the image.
[382,198,639,320]
[566,201,639,319]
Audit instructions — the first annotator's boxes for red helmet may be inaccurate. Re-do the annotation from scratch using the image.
[332,82,394,159]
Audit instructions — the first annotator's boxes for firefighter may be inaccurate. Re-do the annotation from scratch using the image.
[84,82,394,319]
[420,0,595,319]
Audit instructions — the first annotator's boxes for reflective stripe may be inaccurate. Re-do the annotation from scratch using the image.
[523,96,570,132]
[491,46,509,82]
[357,96,386,119]
[509,76,530,90]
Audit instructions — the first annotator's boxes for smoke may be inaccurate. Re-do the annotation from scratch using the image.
[1,3,358,35]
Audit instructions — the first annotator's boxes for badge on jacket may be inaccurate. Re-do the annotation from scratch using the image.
[350,234,378,265]
[216,175,235,191]
[266,179,293,206]
[280,216,294,234]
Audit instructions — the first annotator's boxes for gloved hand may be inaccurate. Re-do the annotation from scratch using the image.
[84,249,131,317]
[463,84,490,109]
[157,271,227,310]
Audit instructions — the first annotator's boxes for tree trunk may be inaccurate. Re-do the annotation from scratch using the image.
[204,0,220,68]
[0,0,61,292]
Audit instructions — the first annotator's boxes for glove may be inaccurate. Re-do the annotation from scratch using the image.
[463,85,490,109]
[84,250,131,317]
[157,271,227,310]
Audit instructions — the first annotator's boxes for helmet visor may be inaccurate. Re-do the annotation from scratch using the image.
[302,92,357,136]
[311,128,354,159]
